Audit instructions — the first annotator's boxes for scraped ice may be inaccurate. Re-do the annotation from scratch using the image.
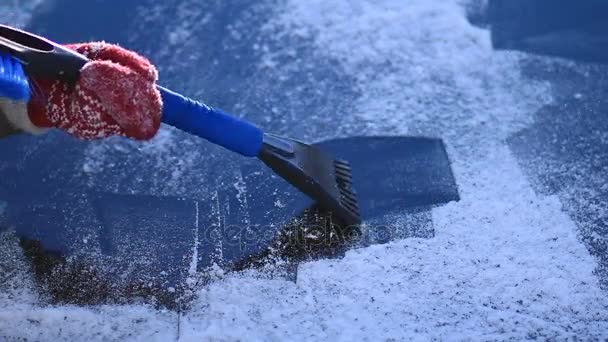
[187,201,200,286]
[1,0,607,340]
[182,0,606,339]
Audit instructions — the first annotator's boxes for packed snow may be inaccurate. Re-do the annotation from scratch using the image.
[1,0,607,340]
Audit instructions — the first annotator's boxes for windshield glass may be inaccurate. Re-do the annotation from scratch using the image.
[1,0,607,340]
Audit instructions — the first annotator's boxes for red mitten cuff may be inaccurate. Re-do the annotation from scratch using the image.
[28,42,162,140]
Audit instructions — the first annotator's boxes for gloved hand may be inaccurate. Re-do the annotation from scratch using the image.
[26,42,162,140]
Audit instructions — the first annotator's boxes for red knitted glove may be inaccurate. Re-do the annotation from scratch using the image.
[28,42,162,140]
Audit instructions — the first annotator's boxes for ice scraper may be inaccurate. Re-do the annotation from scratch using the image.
[0,24,361,226]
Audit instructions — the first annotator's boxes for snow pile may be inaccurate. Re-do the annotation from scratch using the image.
[178,147,608,340]
[2,0,608,340]
[0,303,177,341]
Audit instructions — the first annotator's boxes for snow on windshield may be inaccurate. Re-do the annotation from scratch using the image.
[0,0,42,28]
[1,0,607,340]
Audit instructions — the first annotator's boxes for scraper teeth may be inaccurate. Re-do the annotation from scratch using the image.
[338,180,353,192]
[335,168,352,180]
[338,183,360,218]
[341,190,358,204]
[342,201,361,219]
[337,179,352,191]
[334,160,352,172]
[336,173,352,183]
[330,160,360,221]
[341,195,359,210]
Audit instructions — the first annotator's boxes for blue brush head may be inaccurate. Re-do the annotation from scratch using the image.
[0,53,31,102]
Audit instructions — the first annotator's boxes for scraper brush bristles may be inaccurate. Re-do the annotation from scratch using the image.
[0,53,31,102]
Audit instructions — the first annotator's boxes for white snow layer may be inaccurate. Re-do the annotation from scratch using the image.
[0,0,43,28]
[2,0,608,341]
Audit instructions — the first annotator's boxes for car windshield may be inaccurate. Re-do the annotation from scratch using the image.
[1,0,607,340]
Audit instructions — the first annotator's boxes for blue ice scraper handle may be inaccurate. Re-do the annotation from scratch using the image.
[160,87,264,157]
[0,24,265,157]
